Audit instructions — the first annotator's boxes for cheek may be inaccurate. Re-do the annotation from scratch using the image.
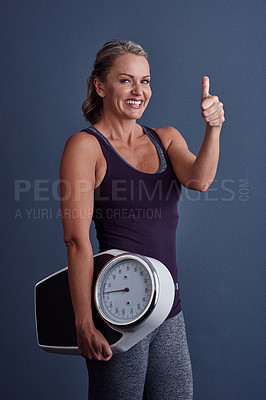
[146,87,152,100]
[114,87,129,100]
[105,87,125,105]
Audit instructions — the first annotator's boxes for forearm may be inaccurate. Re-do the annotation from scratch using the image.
[190,125,221,191]
[66,241,95,328]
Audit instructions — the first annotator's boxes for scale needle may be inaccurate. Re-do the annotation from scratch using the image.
[104,287,129,294]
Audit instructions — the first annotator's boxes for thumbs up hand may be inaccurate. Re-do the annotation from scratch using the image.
[201,76,225,127]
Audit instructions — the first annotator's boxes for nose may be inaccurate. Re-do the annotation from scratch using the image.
[131,81,142,96]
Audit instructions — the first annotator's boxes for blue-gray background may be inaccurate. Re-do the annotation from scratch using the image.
[1,0,265,399]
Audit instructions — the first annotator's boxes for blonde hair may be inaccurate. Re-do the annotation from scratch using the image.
[82,40,148,125]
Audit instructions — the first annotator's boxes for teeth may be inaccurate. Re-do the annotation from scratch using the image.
[125,100,142,105]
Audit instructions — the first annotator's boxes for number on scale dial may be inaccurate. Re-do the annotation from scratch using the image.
[95,256,156,326]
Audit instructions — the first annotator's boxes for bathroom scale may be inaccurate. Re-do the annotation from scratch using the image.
[35,249,175,354]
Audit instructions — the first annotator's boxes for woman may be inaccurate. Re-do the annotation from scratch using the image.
[60,40,225,399]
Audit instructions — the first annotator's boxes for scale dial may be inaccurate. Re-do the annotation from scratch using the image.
[95,254,158,326]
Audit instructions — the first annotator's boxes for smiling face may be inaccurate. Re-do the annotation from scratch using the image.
[94,53,152,121]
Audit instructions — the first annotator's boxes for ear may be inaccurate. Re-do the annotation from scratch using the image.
[94,78,105,98]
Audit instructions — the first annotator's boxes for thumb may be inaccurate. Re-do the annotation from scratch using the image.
[102,342,113,358]
[201,76,210,100]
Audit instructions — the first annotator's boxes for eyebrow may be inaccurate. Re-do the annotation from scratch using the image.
[117,73,151,78]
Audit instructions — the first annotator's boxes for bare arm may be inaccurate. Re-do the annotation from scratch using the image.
[60,132,112,361]
[157,76,225,192]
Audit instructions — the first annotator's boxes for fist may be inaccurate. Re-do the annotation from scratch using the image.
[201,76,225,127]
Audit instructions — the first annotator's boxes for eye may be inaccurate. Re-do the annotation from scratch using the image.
[142,79,150,84]
[121,79,131,83]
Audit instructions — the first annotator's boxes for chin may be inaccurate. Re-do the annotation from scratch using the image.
[126,108,145,119]
[126,113,144,121]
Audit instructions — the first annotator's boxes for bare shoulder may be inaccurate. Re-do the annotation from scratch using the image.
[60,130,102,176]
[153,126,188,151]
[63,130,100,154]
[61,130,102,163]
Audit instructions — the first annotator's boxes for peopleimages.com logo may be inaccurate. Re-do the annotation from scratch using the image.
[13,178,250,220]
[14,178,250,202]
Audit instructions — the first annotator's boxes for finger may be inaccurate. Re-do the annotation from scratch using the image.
[92,349,111,361]
[91,344,103,360]
[82,345,93,359]
[207,116,225,127]
[205,111,224,124]
[201,95,219,111]
[102,343,113,359]
[92,353,102,361]
[102,353,113,361]
[204,106,224,122]
[83,349,93,360]
[201,76,210,100]
[202,102,223,118]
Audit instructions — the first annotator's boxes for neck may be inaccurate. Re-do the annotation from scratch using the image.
[93,112,142,144]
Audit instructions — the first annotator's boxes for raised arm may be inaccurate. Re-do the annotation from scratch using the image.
[60,132,112,361]
[156,76,225,192]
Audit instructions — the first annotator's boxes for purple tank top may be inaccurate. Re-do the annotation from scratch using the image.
[82,125,182,318]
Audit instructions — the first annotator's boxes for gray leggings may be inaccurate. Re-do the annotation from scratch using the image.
[86,311,193,400]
